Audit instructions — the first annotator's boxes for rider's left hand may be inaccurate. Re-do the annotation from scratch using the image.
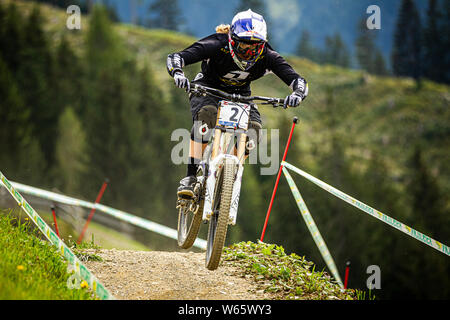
[283,91,304,109]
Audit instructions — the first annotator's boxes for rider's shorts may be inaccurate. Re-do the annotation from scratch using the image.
[189,90,262,151]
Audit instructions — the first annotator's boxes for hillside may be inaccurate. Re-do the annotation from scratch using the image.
[3,0,450,299]
[62,0,430,60]
[13,0,450,198]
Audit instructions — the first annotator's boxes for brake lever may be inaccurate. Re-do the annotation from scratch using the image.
[260,99,282,108]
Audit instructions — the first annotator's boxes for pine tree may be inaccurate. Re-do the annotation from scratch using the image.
[373,50,388,76]
[0,2,25,75]
[54,107,88,195]
[53,36,84,117]
[355,18,389,75]
[296,30,318,62]
[408,146,449,240]
[391,0,422,81]
[399,145,450,299]
[355,18,376,72]
[83,6,164,216]
[16,5,57,174]
[323,33,351,68]
[85,5,124,79]
[0,57,46,185]
[422,0,444,83]
[0,57,28,173]
[135,63,176,215]
[443,0,450,84]
[147,0,183,31]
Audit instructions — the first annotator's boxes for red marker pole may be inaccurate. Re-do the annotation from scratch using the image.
[77,178,109,244]
[50,205,60,237]
[260,117,298,242]
[344,261,351,289]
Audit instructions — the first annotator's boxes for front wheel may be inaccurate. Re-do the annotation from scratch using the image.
[205,159,235,270]
[177,167,205,249]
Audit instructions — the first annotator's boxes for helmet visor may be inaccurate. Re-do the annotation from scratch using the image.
[234,39,265,61]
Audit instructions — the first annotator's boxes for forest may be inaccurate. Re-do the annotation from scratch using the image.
[0,0,449,299]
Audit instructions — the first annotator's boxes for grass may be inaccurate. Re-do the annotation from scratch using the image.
[223,241,374,300]
[0,210,96,300]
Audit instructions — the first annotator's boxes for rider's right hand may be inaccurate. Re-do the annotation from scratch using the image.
[174,72,190,92]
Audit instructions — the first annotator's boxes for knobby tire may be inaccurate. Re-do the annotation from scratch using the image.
[177,167,205,249]
[205,159,235,270]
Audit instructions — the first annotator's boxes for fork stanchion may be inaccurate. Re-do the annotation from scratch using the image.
[259,117,298,242]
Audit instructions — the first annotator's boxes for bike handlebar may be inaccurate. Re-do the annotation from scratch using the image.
[189,84,285,108]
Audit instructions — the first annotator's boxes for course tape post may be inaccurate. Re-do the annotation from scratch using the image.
[9,181,207,250]
[282,167,344,288]
[282,161,450,257]
[0,171,114,300]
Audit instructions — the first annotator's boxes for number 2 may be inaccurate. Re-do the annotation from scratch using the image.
[230,107,239,122]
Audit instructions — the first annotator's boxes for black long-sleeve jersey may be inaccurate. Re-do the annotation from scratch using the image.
[167,33,307,96]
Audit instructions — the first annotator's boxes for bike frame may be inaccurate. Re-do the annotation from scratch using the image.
[190,85,285,225]
[203,134,244,225]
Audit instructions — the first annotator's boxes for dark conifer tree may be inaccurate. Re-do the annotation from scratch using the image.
[16,6,58,174]
[323,33,351,68]
[391,0,422,81]
[296,30,317,62]
[373,50,388,76]
[422,0,445,83]
[147,0,183,31]
[1,2,25,75]
[443,0,450,84]
[355,18,376,73]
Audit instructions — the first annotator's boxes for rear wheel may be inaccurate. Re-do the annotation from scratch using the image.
[177,167,205,249]
[205,159,235,270]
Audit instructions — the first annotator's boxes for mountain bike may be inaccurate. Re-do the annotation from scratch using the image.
[176,84,285,270]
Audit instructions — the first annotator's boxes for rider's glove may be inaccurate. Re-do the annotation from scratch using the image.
[283,91,304,109]
[283,77,308,109]
[173,71,190,92]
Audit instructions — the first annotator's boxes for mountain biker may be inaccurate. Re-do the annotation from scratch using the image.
[167,9,309,199]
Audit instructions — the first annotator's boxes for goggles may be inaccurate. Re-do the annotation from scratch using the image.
[234,40,265,60]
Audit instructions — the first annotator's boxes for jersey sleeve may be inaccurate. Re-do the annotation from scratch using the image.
[266,48,307,92]
[167,34,225,77]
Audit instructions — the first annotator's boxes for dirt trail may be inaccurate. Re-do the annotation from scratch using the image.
[83,249,274,300]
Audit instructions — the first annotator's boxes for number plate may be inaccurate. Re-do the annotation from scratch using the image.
[217,101,250,130]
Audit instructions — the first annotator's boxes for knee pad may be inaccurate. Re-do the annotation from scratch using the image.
[196,105,217,130]
[191,105,217,143]
[245,121,262,155]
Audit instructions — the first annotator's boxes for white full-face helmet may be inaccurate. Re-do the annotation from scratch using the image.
[229,9,267,71]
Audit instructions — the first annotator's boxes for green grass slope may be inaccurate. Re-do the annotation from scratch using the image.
[0,212,95,300]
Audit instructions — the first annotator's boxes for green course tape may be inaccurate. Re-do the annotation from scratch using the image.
[1,171,114,300]
[282,161,450,257]
[282,167,344,288]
